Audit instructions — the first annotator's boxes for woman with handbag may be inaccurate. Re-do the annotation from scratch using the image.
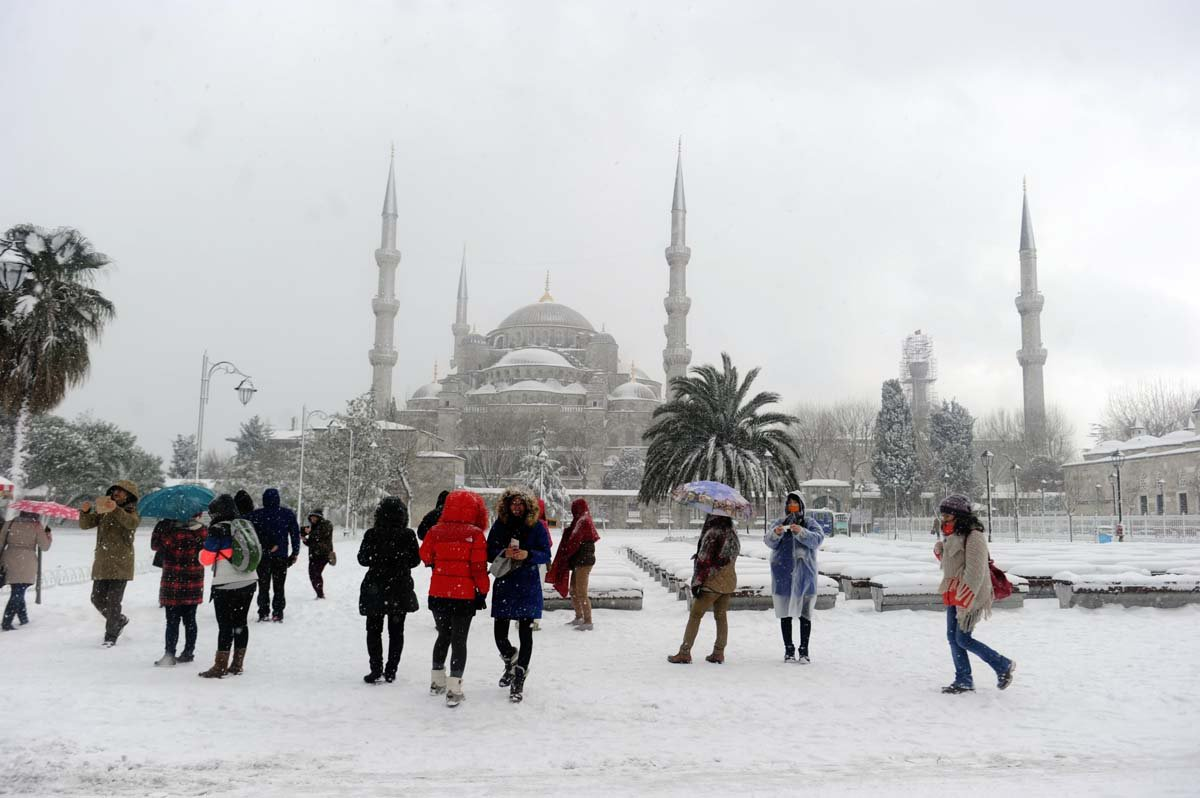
[357,497,420,684]
[0,511,53,631]
[668,513,741,664]
[149,514,206,666]
[934,494,1017,694]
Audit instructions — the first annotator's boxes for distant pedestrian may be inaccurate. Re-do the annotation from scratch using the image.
[419,490,491,707]
[247,488,300,622]
[766,492,826,663]
[417,490,450,542]
[486,488,552,703]
[668,514,740,665]
[301,508,335,599]
[547,498,599,630]
[198,494,258,679]
[150,515,206,666]
[0,511,53,630]
[934,494,1017,694]
[357,497,420,684]
[79,480,141,647]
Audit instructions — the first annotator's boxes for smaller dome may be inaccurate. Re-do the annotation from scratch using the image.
[1160,429,1195,442]
[492,348,574,369]
[412,381,443,399]
[465,332,487,344]
[611,380,656,401]
[590,332,616,345]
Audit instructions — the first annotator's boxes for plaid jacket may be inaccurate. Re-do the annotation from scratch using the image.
[151,520,207,606]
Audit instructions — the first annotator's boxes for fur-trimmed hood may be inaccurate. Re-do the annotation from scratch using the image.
[495,487,540,528]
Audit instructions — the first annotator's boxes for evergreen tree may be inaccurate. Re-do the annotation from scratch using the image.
[871,379,919,513]
[928,399,977,497]
[602,448,645,490]
[515,423,571,519]
[23,413,163,502]
[169,434,197,479]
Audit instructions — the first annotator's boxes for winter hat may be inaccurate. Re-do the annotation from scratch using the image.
[375,496,409,530]
[308,508,325,520]
[233,490,255,516]
[570,498,590,517]
[938,494,973,516]
[208,494,240,524]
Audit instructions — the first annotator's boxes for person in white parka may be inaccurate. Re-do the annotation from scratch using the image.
[765,492,826,663]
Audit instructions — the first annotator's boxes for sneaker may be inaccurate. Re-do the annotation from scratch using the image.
[998,660,1017,690]
[257,614,269,623]
[797,650,810,664]
[271,614,283,623]
[941,682,975,694]
[154,653,177,668]
[102,638,117,648]
[784,645,795,662]
[575,623,594,631]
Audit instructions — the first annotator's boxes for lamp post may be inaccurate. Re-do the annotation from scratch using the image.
[761,451,774,536]
[1109,473,1117,515]
[194,351,256,481]
[1094,483,1103,542]
[1109,449,1125,538]
[1158,478,1166,536]
[981,450,995,542]
[1040,479,1047,538]
[297,407,332,518]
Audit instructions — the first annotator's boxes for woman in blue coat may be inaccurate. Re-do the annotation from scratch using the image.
[765,492,826,663]
[486,487,552,703]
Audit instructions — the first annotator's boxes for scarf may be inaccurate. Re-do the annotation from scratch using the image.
[546,511,600,598]
[937,530,994,633]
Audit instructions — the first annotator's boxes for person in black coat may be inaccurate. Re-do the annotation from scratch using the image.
[358,496,421,684]
[417,490,450,541]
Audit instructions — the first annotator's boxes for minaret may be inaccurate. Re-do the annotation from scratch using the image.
[1015,180,1048,451]
[369,149,401,413]
[451,244,469,372]
[662,140,692,400]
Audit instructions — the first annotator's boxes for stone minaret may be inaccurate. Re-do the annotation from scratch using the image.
[662,141,692,400]
[452,244,469,372]
[1015,180,1048,450]
[369,150,401,413]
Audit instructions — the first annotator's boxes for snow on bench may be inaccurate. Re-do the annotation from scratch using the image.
[1052,572,1200,609]
[867,571,1028,613]
[541,563,644,611]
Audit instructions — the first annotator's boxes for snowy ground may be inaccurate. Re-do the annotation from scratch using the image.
[2,530,1199,797]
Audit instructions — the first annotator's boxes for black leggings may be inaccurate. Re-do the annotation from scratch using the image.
[780,617,812,651]
[366,612,407,671]
[432,611,474,678]
[494,618,534,669]
[213,584,256,651]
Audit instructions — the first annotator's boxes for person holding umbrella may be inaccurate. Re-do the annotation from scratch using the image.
[766,491,825,663]
[79,480,141,647]
[668,512,742,664]
[149,513,207,666]
[0,511,53,630]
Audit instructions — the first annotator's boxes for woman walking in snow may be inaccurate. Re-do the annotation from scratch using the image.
[302,508,335,599]
[934,494,1016,694]
[486,488,552,702]
[547,498,600,630]
[668,513,740,664]
[419,490,491,707]
[198,494,258,679]
[150,514,206,666]
[357,497,421,684]
[766,492,825,662]
[0,512,52,630]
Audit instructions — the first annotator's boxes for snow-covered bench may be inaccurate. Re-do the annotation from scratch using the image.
[1004,563,1150,599]
[540,563,644,611]
[868,572,1028,613]
[1052,572,1200,609]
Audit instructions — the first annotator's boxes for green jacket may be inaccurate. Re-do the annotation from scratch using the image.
[80,502,141,581]
[304,518,335,559]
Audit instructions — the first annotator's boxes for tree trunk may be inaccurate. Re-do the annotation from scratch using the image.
[8,400,29,499]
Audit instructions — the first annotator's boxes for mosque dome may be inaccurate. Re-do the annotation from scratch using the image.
[492,348,575,369]
[611,380,657,401]
[494,301,595,332]
[412,381,443,400]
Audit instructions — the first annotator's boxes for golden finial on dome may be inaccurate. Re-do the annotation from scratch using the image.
[539,270,554,303]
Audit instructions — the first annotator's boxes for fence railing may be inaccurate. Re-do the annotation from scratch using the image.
[868,514,1200,543]
[1,561,156,599]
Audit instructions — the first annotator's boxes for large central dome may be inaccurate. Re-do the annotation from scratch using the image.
[494,301,595,332]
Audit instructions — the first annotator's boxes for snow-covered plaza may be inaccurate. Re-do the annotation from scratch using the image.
[2,530,1198,797]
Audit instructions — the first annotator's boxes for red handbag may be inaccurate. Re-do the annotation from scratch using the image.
[989,559,1013,601]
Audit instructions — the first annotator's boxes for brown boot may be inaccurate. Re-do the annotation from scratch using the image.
[228,648,247,675]
[198,650,230,679]
[705,649,725,664]
[667,648,692,664]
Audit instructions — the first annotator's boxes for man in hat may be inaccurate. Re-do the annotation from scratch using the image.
[80,480,141,647]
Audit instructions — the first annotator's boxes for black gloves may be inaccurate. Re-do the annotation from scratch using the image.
[474,591,487,611]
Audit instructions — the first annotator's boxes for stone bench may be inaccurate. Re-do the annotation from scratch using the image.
[1052,572,1200,609]
[868,572,1027,613]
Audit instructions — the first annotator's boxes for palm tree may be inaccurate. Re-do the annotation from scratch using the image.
[639,352,801,505]
[0,225,115,492]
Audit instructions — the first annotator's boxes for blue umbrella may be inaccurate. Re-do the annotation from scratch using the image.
[672,480,754,520]
[138,484,216,521]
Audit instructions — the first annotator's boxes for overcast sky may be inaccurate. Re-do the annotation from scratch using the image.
[3,0,1198,464]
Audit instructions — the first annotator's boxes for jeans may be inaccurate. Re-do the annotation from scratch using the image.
[308,556,328,598]
[681,589,730,653]
[164,605,198,656]
[91,579,128,640]
[256,558,289,617]
[494,618,534,669]
[3,584,29,626]
[214,584,256,651]
[945,606,1011,687]
[432,610,474,678]
[366,611,406,674]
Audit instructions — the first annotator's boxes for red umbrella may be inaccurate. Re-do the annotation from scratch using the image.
[8,500,80,520]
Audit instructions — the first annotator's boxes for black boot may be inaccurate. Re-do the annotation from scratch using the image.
[384,633,402,683]
[366,626,383,684]
[509,666,528,703]
[498,651,518,687]
[798,618,812,663]
[784,645,795,662]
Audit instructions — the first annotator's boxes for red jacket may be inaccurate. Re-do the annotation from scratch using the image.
[419,490,490,600]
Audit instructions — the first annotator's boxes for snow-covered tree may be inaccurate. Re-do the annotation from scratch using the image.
[927,399,976,497]
[169,434,197,479]
[871,379,919,513]
[603,448,645,490]
[515,423,571,519]
[220,416,299,504]
[22,413,163,502]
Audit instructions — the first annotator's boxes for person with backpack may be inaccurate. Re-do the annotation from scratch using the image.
[486,487,552,703]
[934,494,1017,694]
[0,511,53,630]
[357,497,420,684]
[247,488,300,622]
[79,480,141,647]
[668,514,741,665]
[301,508,335,599]
[765,491,826,663]
[419,490,491,708]
[149,514,206,666]
[417,490,450,541]
[198,494,260,679]
[546,498,600,630]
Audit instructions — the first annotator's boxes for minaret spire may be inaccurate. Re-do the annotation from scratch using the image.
[1015,180,1048,450]
[369,150,402,412]
[540,271,554,302]
[452,242,471,372]
[663,140,693,400]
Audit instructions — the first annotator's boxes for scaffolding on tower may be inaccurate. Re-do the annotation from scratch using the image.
[899,329,938,424]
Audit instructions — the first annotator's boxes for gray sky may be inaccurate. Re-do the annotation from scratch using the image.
[3,0,1198,463]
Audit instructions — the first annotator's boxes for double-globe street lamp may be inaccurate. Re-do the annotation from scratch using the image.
[195,352,256,481]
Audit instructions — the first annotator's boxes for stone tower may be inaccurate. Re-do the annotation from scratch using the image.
[452,244,469,372]
[369,150,401,413]
[1015,181,1048,450]
[662,141,692,400]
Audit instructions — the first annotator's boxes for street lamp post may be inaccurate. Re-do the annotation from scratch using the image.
[194,351,257,481]
[1158,478,1166,536]
[1011,463,1022,543]
[1094,483,1103,542]
[981,450,995,542]
[297,407,332,518]
[761,451,774,537]
[1040,479,1047,538]
[1110,449,1125,540]
[1109,473,1118,515]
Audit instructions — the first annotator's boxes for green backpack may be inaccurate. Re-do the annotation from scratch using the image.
[228,518,263,573]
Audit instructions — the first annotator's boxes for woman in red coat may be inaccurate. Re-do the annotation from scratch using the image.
[418,490,490,708]
[150,514,207,667]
